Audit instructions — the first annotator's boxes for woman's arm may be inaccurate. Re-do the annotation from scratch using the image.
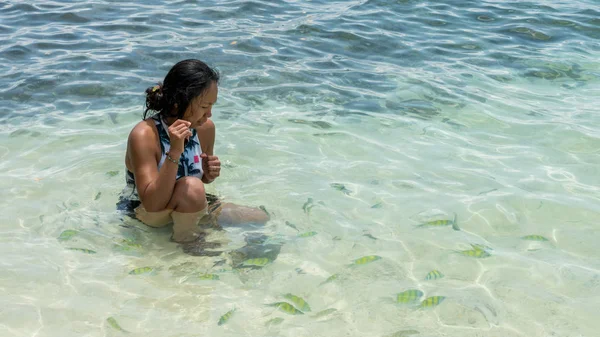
[128,121,188,211]
[197,119,218,184]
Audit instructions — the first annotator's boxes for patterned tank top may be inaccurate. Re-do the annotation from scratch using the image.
[122,115,204,201]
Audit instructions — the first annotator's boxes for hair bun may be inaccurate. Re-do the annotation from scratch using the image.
[145,82,163,113]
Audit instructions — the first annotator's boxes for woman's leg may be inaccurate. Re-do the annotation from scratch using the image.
[167,177,211,242]
[134,176,270,241]
[217,203,270,226]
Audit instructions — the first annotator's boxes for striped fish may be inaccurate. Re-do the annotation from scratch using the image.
[66,248,96,254]
[396,289,424,303]
[470,243,492,251]
[114,239,143,252]
[285,221,300,232]
[330,183,352,195]
[218,308,235,326]
[320,273,340,285]
[419,296,445,308]
[297,231,318,238]
[197,273,220,280]
[418,213,459,231]
[312,308,337,318]
[302,198,313,214]
[128,266,155,275]
[457,249,491,258]
[425,270,444,280]
[387,329,420,337]
[363,233,378,240]
[106,317,128,333]
[351,255,382,266]
[521,235,549,241]
[58,229,78,241]
[267,302,304,315]
[265,317,284,327]
[283,293,311,312]
[242,258,271,267]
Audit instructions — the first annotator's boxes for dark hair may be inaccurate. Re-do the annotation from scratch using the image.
[144,59,220,119]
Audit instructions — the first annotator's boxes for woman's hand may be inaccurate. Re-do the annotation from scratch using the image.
[201,153,221,182]
[168,119,192,156]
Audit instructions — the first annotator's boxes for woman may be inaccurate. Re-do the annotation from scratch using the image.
[117,59,269,243]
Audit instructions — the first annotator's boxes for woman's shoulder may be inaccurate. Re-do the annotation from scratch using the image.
[196,118,215,132]
[128,118,159,145]
[195,119,215,143]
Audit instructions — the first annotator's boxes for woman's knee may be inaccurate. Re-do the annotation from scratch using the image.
[167,177,208,212]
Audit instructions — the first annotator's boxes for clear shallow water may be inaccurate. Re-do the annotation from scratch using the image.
[1,0,599,336]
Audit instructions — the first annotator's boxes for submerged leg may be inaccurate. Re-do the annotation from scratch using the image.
[167,177,212,242]
[217,203,270,226]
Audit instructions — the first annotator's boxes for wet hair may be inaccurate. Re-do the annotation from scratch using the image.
[144,59,220,120]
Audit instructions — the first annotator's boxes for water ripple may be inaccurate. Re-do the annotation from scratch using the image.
[1,0,600,336]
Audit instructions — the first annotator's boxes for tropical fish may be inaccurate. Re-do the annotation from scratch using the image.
[114,239,143,252]
[213,259,226,267]
[297,231,318,238]
[320,273,340,285]
[66,247,96,254]
[418,219,453,227]
[285,221,300,232]
[288,119,332,129]
[242,257,271,267]
[283,293,311,312]
[213,268,239,274]
[265,317,284,327]
[121,239,142,248]
[118,224,149,233]
[58,230,79,241]
[386,329,420,337]
[302,198,313,214]
[470,243,492,251]
[417,213,459,231]
[312,308,337,318]
[267,302,304,315]
[521,235,549,241]
[259,205,270,216]
[425,270,444,280]
[351,255,382,266]
[371,202,383,209]
[261,234,287,246]
[457,248,491,258]
[419,296,445,308]
[197,273,220,280]
[218,308,235,326]
[396,289,424,303]
[106,170,119,177]
[128,266,155,275]
[106,317,128,333]
[330,183,352,195]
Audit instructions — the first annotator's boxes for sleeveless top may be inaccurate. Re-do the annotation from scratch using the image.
[121,115,204,202]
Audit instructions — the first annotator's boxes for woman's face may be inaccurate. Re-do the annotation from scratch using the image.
[183,81,218,128]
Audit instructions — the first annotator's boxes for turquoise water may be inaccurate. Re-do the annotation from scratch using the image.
[1,1,599,336]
